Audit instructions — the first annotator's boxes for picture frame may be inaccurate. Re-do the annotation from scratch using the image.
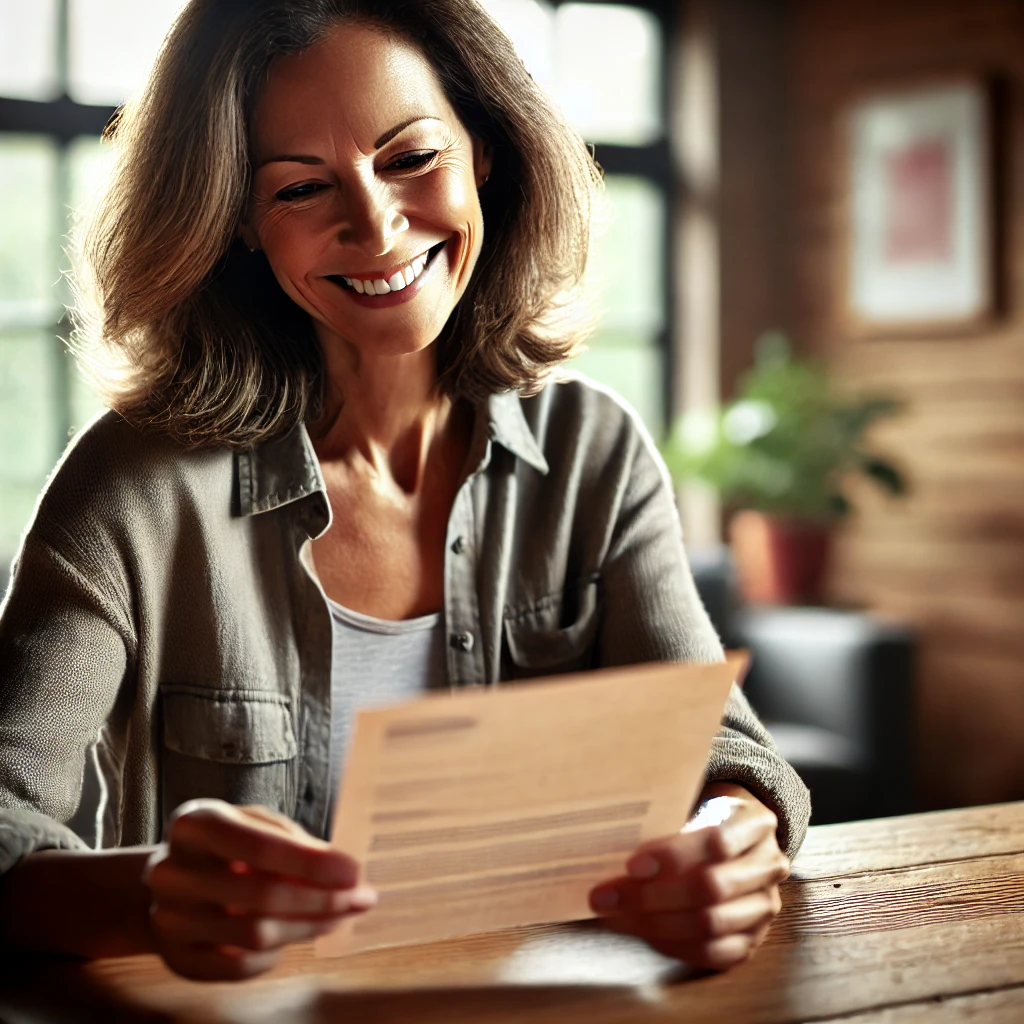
[840,77,996,336]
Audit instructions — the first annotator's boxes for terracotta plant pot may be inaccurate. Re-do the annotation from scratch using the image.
[728,509,834,606]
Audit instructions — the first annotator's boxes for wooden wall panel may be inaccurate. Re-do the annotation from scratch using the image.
[784,0,1024,808]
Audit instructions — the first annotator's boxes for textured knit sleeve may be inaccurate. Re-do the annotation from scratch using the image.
[0,454,136,875]
[596,405,811,861]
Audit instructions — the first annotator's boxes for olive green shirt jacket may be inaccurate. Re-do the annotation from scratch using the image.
[0,375,810,875]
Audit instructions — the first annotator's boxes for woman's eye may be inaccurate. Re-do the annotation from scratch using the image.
[275,183,326,202]
[385,150,437,172]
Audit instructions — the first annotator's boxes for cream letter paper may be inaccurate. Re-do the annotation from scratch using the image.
[316,653,747,956]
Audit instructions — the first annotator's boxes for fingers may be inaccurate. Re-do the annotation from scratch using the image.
[647,933,757,972]
[157,942,284,983]
[603,889,779,943]
[645,906,779,972]
[151,904,343,951]
[590,796,789,973]
[167,802,358,889]
[626,800,778,881]
[592,834,790,914]
[147,857,378,917]
[147,801,375,982]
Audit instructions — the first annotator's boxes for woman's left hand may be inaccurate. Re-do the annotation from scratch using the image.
[588,782,790,970]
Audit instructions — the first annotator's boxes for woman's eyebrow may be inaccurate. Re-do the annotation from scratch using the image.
[374,115,444,148]
[256,153,323,170]
[255,116,445,171]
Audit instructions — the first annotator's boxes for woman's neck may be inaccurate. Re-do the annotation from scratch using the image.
[310,334,462,495]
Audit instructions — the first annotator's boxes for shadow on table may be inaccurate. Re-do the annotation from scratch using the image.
[307,977,691,1024]
[0,956,177,1024]
[0,959,693,1024]
[0,978,689,1024]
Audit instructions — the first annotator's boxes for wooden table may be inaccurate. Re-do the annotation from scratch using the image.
[2,802,1023,1023]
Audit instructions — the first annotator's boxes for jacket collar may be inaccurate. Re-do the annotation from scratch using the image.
[236,390,548,520]
[236,423,327,520]
[483,390,549,475]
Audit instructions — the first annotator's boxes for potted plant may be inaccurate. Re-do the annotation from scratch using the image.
[662,332,906,605]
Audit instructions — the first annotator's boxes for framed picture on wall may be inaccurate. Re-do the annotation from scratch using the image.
[842,78,995,334]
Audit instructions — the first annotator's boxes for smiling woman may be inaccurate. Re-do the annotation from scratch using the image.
[74,0,597,445]
[243,24,493,377]
[0,0,809,985]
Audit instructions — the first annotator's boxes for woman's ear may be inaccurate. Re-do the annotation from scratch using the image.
[238,222,259,253]
[473,138,494,188]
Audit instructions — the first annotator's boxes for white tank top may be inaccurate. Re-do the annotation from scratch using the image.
[326,597,448,807]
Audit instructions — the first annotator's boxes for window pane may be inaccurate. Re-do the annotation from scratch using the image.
[586,175,665,340]
[570,344,665,438]
[479,0,555,92]
[69,366,105,434]
[61,134,116,301]
[68,134,116,213]
[68,0,187,105]
[481,2,661,146]
[0,135,60,327]
[0,0,60,100]
[0,330,60,555]
[555,4,661,145]
[66,136,113,430]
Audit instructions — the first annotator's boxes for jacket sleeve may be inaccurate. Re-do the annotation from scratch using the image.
[595,415,811,861]
[0,504,135,875]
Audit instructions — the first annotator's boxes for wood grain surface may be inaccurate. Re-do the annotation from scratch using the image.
[817,986,1024,1023]
[1,803,1022,1024]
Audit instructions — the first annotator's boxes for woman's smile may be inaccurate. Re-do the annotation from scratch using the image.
[326,239,449,307]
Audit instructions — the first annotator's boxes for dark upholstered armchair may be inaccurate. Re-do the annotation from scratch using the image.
[690,548,916,824]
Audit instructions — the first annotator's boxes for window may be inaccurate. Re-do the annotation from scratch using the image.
[0,1,183,559]
[481,1,672,435]
[0,0,674,564]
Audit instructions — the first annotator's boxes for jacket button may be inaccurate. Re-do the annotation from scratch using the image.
[451,535,466,555]
[450,631,475,652]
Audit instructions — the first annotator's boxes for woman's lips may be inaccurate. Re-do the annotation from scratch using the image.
[326,241,448,308]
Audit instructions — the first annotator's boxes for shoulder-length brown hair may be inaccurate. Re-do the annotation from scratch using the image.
[72,0,603,448]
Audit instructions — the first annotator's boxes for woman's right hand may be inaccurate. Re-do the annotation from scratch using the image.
[143,799,375,980]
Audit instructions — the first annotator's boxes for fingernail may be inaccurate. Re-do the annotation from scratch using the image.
[590,887,620,911]
[627,854,659,879]
[349,885,378,910]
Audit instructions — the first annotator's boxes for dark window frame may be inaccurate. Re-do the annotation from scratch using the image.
[0,0,679,450]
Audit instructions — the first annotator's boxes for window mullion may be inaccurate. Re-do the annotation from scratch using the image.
[53,143,73,457]
[57,0,70,99]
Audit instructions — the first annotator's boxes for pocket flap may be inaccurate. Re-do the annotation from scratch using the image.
[162,689,297,765]
[504,576,601,670]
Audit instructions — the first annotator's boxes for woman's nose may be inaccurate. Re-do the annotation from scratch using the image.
[339,184,409,257]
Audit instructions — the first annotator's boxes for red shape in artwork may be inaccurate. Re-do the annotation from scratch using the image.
[883,138,952,265]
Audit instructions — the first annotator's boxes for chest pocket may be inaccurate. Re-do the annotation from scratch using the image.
[160,687,297,827]
[503,575,602,679]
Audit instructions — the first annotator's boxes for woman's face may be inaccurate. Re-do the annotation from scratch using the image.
[246,21,492,360]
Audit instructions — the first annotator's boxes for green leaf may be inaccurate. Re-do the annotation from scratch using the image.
[827,492,852,518]
[861,457,907,496]
[661,332,907,518]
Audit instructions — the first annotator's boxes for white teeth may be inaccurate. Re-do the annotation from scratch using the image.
[343,247,436,296]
